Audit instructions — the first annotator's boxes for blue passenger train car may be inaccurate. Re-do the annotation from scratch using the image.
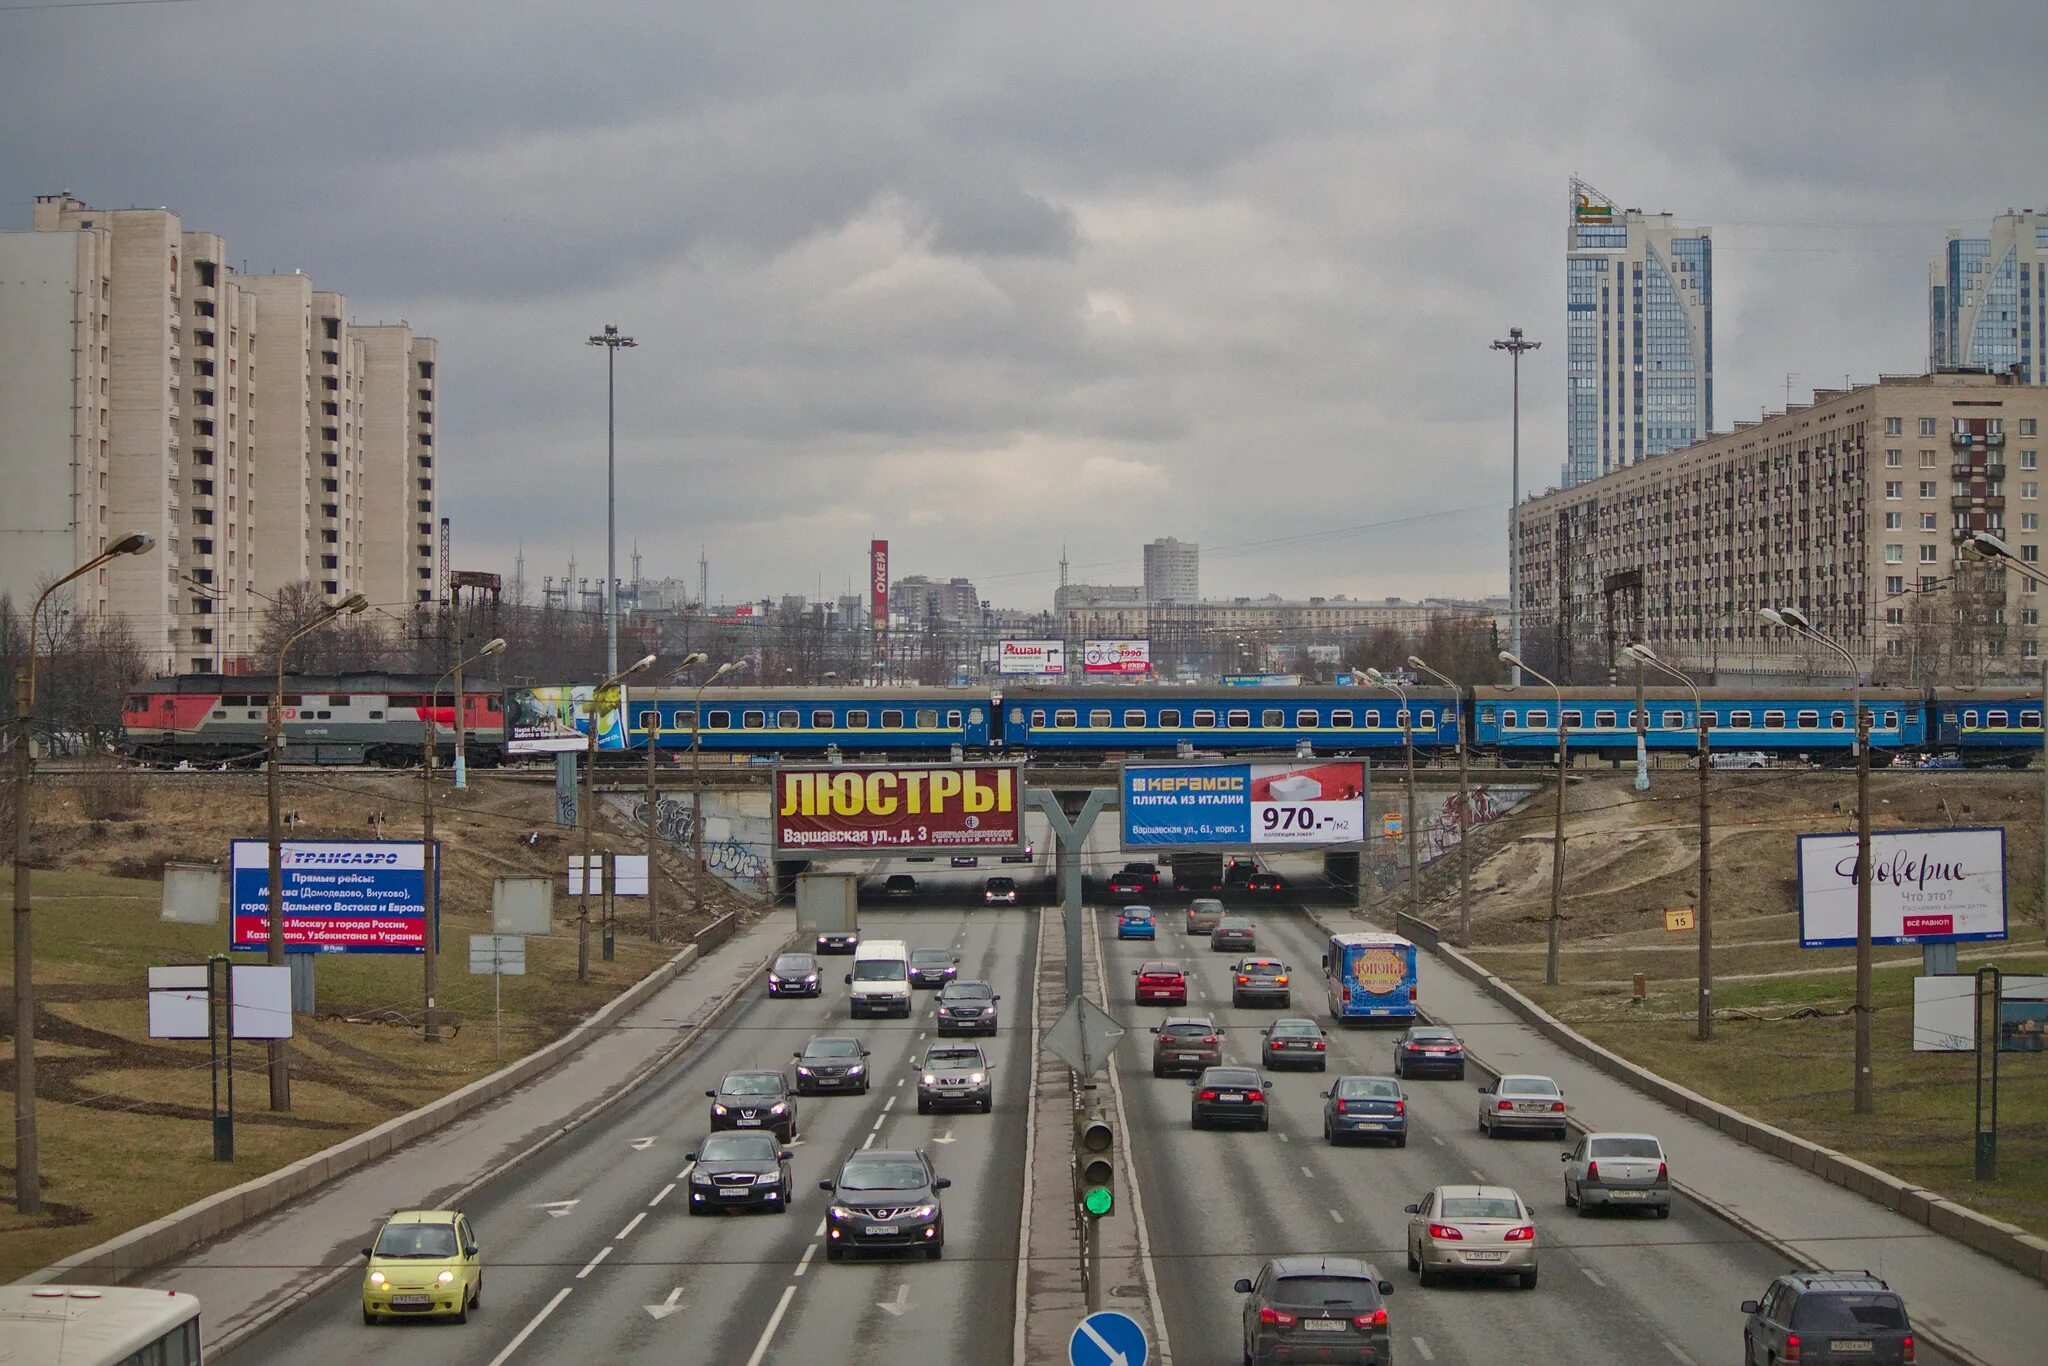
[1930,688,2042,766]
[999,686,1462,756]
[613,686,992,755]
[1471,686,1928,763]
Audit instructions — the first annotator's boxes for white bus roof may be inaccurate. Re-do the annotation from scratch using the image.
[1328,931,1414,949]
[0,1286,200,1364]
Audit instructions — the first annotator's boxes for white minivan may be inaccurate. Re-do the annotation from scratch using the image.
[846,939,912,1018]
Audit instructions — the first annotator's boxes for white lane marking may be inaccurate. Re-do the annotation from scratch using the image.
[629,1136,656,1151]
[649,1183,675,1207]
[1412,1336,1436,1362]
[814,1218,827,1236]
[1470,1168,1487,1181]
[1581,1266,1608,1288]
[676,1162,696,1180]
[794,1243,819,1278]
[877,1283,912,1316]
[896,1078,905,1088]
[742,1285,799,1366]
[1327,1209,1344,1224]
[1661,1341,1693,1363]
[871,1114,887,1131]
[1300,1165,1314,1179]
[862,1131,877,1149]
[644,1286,685,1320]
[484,1285,571,1366]
[617,1212,645,1240]
[535,1199,578,1218]
[884,1095,897,1112]
[575,1244,612,1279]
[1276,1132,1290,1144]
[1430,1135,1445,1146]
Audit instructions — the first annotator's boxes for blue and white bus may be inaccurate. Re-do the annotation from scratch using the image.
[1322,932,1418,1027]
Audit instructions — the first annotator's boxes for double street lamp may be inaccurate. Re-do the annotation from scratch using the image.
[1622,643,1715,1040]
[1962,530,2048,949]
[692,660,750,916]
[648,652,708,943]
[1407,655,1472,947]
[1757,605,1874,1114]
[13,531,155,1214]
[580,654,657,983]
[586,324,636,677]
[1499,650,1568,985]
[1363,669,1419,920]
[266,591,369,1111]
[423,637,507,1044]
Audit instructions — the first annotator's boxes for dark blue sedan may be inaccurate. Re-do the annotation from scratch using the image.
[1323,1074,1407,1147]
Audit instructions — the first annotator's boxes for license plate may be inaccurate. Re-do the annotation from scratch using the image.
[1516,1103,1549,1113]
[1608,1190,1645,1200]
[1828,1343,1873,1354]
[816,1078,841,1086]
[737,1118,762,1127]
[1217,1094,1244,1103]
[718,1187,747,1197]
[1356,1121,1385,1129]
[866,1224,898,1236]
[1463,1251,1504,1263]
[1302,1319,1346,1333]
[389,1294,431,1306]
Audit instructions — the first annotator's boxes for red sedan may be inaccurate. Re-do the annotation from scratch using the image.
[1133,961,1189,1006]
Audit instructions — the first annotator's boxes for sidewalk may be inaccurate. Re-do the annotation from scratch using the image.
[1317,905,2047,1366]
[133,913,791,1352]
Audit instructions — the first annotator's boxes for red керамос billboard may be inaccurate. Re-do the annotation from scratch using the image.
[775,763,1025,853]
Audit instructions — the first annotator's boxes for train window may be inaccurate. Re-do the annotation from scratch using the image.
[368,710,384,720]
[673,709,697,732]
[1829,711,1845,729]
[1989,710,2010,727]
[915,710,938,729]
[1884,710,1899,729]
[1663,711,1685,729]
[780,709,802,729]
[1595,710,1617,728]
[391,695,424,708]
[1478,706,1496,724]
[211,710,226,720]
[846,711,869,729]
[1797,710,1820,729]
[810,710,831,729]
[1296,711,1319,728]
[1730,711,1751,728]
[1089,710,1111,727]
[1031,710,1047,727]
[1159,709,1182,727]
[486,697,502,713]
[1123,710,1145,727]
[881,710,904,729]
[281,695,301,708]
[637,706,659,732]
[1331,709,1354,727]
[2023,710,2042,728]
[1502,710,1518,729]
[1419,710,1436,729]
[1226,710,1251,728]
[247,710,264,720]
[708,709,733,729]
[1562,710,1583,729]
[1262,709,1283,727]
[1394,708,1410,728]
[743,711,767,730]
[1054,710,1078,729]
[1763,711,1785,729]
[1193,709,1217,727]
[224,695,249,707]
[317,710,332,720]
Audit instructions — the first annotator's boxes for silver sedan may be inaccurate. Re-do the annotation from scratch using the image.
[1477,1074,1568,1139]
[1563,1132,1671,1217]
[1404,1185,1539,1288]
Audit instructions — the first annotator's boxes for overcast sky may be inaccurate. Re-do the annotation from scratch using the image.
[4,0,2045,611]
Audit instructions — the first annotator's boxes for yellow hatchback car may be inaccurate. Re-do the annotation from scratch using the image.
[362,1209,482,1324]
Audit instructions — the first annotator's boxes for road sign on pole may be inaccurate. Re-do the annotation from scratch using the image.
[1069,1309,1148,1366]
[1044,998,1125,1079]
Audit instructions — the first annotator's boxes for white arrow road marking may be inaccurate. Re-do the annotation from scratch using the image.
[630,1137,656,1151]
[877,1284,912,1317]
[644,1287,685,1321]
[931,1129,956,1144]
[1077,1318,1130,1366]
[535,1200,579,1218]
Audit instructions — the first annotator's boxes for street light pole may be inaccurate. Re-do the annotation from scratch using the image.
[580,654,656,983]
[1625,643,1713,1039]
[1410,656,1471,947]
[13,531,153,1214]
[1366,670,1418,920]
[1492,327,1540,687]
[1501,650,1567,984]
[425,637,506,1042]
[648,652,707,943]
[1760,606,1872,1113]
[691,660,748,918]
[586,324,637,678]
[267,590,369,1111]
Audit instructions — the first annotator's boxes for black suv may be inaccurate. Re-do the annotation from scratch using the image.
[1235,1255,1395,1366]
[820,1148,950,1261]
[935,979,1000,1036]
[1742,1271,1915,1366]
[705,1071,798,1143]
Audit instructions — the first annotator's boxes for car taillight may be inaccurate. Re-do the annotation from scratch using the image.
[1312,1040,1325,1050]
[1247,1090,1265,1103]
[1198,1089,1218,1101]
[1783,1334,1800,1363]
[1353,1309,1388,1328]
[1903,1334,1914,1363]
[1202,1035,1218,1045]
[1586,1160,1599,1182]
[1258,1307,1297,1327]
[1237,975,1250,984]
[1336,1100,1349,1113]
[1408,986,1417,1000]
[1656,1161,1668,1181]
[1403,1043,1422,1051]
[1551,1101,1566,1112]
[1275,975,1289,985]
[1503,1225,1536,1242]
[1393,1099,1404,1114]
[1496,1099,1513,1110]
[1426,1223,1462,1240]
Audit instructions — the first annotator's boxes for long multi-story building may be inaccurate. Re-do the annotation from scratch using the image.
[889,574,981,626]
[0,192,441,672]
[1063,595,1501,641]
[1929,209,2048,382]
[1514,370,2048,684]
[1562,178,1713,489]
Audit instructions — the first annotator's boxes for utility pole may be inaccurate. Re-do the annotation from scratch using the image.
[1502,650,1567,984]
[650,652,707,942]
[427,638,504,1040]
[580,656,656,983]
[587,324,637,677]
[1491,327,1540,687]
[1626,643,1713,1039]
[1409,656,1471,946]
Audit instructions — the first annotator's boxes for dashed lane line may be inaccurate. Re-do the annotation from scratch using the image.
[1581,1266,1608,1288]
[649,1183,675,1208]
[617,1212,645,1240]
[742,1285,799,1366]
[1412,1337,1436,1362]
[575,1245,611,1279]
[794,1243,819,1277]
[484,1286,571,1366]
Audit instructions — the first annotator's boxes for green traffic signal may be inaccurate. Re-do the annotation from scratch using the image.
[1082,1186,1114,1217]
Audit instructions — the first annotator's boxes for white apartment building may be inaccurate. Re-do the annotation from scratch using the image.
[1142,536,1199,604]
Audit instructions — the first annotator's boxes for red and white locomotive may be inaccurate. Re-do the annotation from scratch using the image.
[120,672,509,767]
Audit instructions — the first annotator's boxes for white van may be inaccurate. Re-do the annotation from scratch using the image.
[846,939,912,1018]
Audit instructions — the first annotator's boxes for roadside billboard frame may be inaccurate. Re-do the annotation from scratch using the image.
[1081,639,1152,676]
[229,838,437,955]
[1120,757,1369,851]
[1795,825,2008,949]
[997,639,1067,676]
[772,761,1029,856]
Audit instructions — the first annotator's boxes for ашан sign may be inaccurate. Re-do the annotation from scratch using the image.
[775,764,1025,853]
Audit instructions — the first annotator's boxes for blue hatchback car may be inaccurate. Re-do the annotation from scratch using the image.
[1117,906,1157,940]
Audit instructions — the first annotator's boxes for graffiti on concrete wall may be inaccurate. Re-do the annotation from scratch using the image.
[610,793,774,893]
[1367,783,1536,882]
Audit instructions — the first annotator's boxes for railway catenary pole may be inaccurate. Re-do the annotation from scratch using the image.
[13,532,154,1214]
[1409,656,1472,947]
[581,655,656,983]
[650,653,708,942]
[1624,644,1713,1039]
[266,591,368,1111]
[1965,531,2048,949]
[1500,651,1567,985]
[1759,607,1873,1113]
[692,660,748,919]
[1365,670,1419,920]
[1492,327,1540,687]
[425,638,505,1043]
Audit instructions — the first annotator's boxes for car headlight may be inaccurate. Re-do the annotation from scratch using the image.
[712,1103,728,1115]
[368,1271,386,1286]
[795,1066,812,1075]
[909,1203,937,1220]
[846,1065,864,1075]
[922,1073,937,1085]
[829,1204,856,1221]
[804,975,818,984]
[769,1102,787,1114]
[969,1072,986,1084]
[437,1270,456,1285]
[691,1170,714,1185]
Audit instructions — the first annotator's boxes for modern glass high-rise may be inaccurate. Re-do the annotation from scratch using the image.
[1562,178,1713,489]
[1929,210,2048,383]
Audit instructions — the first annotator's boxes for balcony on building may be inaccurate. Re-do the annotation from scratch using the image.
[1954,461,2007,480]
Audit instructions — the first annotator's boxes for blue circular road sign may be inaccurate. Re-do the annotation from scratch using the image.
[1069,1309,1149,1366]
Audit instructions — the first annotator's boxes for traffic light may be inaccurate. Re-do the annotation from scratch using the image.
[1076,1116,1114,1217]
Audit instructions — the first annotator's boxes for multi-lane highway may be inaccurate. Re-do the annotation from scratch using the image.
[1094,903,1961,1366]
[223,905,1038,1366]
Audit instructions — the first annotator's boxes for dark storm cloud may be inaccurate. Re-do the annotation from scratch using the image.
[3,0,2045,606]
